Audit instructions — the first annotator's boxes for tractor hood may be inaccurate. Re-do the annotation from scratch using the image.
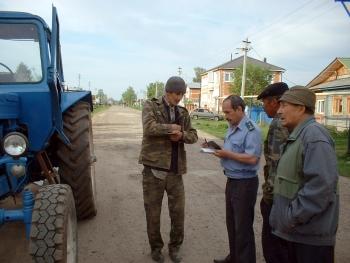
[0,93,20,119]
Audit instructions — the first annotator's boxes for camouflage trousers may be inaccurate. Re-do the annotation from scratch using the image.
[142,167,185,251]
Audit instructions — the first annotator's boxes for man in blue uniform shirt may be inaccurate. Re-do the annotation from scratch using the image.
[213,95,262,263]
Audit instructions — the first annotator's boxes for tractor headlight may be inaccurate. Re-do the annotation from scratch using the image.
[3,132,28,157]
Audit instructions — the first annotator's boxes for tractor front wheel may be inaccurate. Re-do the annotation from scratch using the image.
[57,102,97,219]
[29,184,77,263]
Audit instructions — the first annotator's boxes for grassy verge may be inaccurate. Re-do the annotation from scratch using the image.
[192,119,349,177]
[327,129,349,178]
[92,104,111,115]
[192,119,228,139]
[192,119,268,140]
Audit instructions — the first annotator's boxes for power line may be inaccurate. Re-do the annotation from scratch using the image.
[282,75,298,86]
[201,0,330,71]
[251,47,263,60]
[247,0,317,40]
[252,1,337,47]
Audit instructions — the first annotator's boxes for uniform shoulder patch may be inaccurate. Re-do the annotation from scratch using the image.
[245,121,255,131]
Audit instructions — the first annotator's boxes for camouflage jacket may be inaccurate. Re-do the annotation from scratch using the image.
[139,97,198,174]
[262,117,289,203]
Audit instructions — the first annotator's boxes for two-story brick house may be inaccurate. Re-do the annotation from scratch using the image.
[200,56,285,112]
[183,82,201,111]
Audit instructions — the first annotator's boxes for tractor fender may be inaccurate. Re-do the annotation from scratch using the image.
[61,91,93,113]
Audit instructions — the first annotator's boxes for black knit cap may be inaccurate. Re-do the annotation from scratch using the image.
[257,82,289,100]
[165,76,186,94]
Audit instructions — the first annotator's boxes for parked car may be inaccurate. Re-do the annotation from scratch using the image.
[190,108,223,121]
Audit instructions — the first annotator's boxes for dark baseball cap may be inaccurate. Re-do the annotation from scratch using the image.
[165,76,186,94]
[257,82,289,100]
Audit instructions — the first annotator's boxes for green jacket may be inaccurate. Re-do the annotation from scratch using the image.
[270,117,339,246]
[139,97,198,174]
[262,117,289,203]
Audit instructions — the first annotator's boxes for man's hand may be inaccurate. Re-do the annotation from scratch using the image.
[170,124,182,132]
[170,130,183,142]
[214,149,229,158]
[201,138,209,148]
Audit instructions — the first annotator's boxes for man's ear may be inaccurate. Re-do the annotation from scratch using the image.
[297,105,306,114]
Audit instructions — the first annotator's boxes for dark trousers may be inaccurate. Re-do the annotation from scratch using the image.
[285,241,334,263]
[225,177,258,263]
[142,168,185,251]
[260,198,289,263]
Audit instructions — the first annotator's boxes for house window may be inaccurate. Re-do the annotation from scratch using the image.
[333,97,342,114]
[208,72,214,83]
[224,72,233,82]
[316,100,325,114]
[214,71,219,83]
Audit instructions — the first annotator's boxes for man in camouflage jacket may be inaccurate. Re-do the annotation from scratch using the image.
[257,82,289,263]
[139,76,198,263]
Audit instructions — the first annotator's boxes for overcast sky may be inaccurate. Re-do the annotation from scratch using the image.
[1,0,349,99]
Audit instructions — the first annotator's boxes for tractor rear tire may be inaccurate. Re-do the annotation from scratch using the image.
[30,184,77,263]
[57,102,97,219]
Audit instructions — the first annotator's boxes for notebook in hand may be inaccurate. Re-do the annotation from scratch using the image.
[207,140,221,150]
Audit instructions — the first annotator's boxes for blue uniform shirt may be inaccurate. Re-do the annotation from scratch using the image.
[221,116,262,179]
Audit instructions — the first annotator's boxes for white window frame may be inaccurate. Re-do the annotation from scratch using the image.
[224,71,233,82]
[208,71,214,83]
[214,71,219,83]
[316,99,325,114]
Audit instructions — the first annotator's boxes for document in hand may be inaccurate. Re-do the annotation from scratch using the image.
[206,140,221,150]
[200,148,216,154]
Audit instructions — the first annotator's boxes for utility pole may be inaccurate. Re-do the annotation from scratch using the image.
[178,67,182,76]
[78,73,81,89]
[237,38,251,99]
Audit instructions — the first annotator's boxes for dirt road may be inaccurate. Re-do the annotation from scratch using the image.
[1,105,349,262]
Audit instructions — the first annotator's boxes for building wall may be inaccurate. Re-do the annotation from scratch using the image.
[201,68,284,113]
[273,72,282,82]
[325,65,350,82]
[315,91,350,130]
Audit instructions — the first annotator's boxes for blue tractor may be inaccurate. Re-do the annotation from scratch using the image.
[0,7,97,262]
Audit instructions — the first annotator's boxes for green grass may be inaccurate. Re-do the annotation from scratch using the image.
[192,119,349,177]
[327,129,349,178]
[192,119,228,139]
[92,104,111,115]
[192,119,268,140]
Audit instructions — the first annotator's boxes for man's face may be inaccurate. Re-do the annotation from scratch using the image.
[222,100,244,126]
[166,92,184,106]
[262,97,279,118]
[277,101,305,130]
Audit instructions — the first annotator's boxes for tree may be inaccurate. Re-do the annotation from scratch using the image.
[122,86,137,106]
[96,89,108,104]
[146,81,164,98]
[192,67,206,83]
[231,64,272,98]
[15,62,33,82]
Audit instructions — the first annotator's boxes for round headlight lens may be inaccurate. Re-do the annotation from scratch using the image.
[3,133,28,157]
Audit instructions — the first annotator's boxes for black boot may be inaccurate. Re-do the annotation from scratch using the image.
[151,249,164,263]
[213,254,231,263]
[169,247,182,263]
